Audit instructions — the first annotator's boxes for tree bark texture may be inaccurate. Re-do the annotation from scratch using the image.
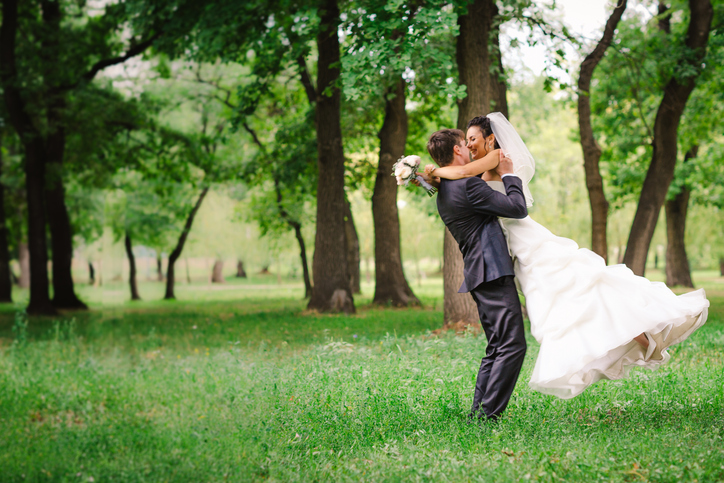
[125,232,141,300]
[0,0,56,314]
[372,78,419,306]
[443,228,478,324]
[665,187,693,287]
[18,242,30,289]
[45,114,86,309]
[0,133,13,302]
[623,0,713,276]
[665,146,697,287]
[344,198,361,295]
[236,260,247,278]
[164,187,209,300]
[307,0,354,313]
[293,223,313,298]
[444,0,507,325]
[211,260,225,283]
[157,255,164,281]
[577,0,627,263]
[39,1,87,310]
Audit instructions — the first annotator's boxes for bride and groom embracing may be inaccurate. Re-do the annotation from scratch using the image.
[419,113,710,421]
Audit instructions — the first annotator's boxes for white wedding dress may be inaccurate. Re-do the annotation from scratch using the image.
[487,180,709,399]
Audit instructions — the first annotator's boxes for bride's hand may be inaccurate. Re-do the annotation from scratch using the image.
[424,164,437,176]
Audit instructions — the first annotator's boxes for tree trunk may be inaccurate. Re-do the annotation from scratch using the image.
[623,0,713,275]
[0,133,13,302]
[125,232,141,300]
[665,187,693,287]
[444,0,507,325]
[156,254,164,281]
[88,261,95,285]
[719,257,724,277]
[41,0,85,310]
[211,259,225,283]
[443,228,479,324]
[577,0,626,263]
[665,146,697,288]
[165,187,209,300]
[46,139,86,308]
[46,157,87,309]
[0,0,56,315]
[344,198,361,295]
[271,176,312,298]
[372,77,419,306]
[291,223,312,298]
[18,242,30,289]
[236,260,247,278]
[307,0,354,313]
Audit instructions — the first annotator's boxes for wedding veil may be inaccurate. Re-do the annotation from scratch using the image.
[487,112,535,207]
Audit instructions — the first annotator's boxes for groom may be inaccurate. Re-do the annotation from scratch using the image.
[426,129,528,421]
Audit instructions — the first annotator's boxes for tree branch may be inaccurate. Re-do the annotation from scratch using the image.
[58,33,161,91]
[296,55,316,105]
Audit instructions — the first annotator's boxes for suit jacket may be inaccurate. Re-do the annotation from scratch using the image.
[437,175,528,293]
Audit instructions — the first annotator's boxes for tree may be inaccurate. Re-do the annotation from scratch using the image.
[0,0,160,313]
[305,0,355,313]
[0,126,13,302]
[441,0,509,326]
[576,0,627,263]
[623,0,714,275]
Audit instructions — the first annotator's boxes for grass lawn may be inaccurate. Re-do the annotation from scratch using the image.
[0,271,723,482]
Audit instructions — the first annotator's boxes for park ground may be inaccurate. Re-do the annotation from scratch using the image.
[0,270,723,482]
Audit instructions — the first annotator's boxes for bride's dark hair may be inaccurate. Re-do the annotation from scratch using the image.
[467,116,500,149]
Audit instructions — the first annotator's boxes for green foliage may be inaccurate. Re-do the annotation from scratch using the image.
[591,2,724,209]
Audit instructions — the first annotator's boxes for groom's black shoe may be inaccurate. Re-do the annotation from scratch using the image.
[467,409,498,424]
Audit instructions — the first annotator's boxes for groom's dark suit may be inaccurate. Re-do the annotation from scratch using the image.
[437,175,528,420]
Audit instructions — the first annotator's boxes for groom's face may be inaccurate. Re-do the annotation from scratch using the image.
[454,140,471,164]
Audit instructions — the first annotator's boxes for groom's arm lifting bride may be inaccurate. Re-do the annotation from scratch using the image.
[425,129,527,421]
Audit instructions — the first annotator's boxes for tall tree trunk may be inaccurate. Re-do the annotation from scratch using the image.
[0,132,13,302]
[292,223,312,298]
[236,260,247,278]
[444,0,507,325]
[125,232,141,300]
[372,77,419,306]
[307,0,354,313]
[88,261,95,285]
[156,254,164,281]
[18,242,30,289]
[0,0,56,315]
[164,187,209,300]
[623,0,713,275]
[665,146,697,288]
[46,133,87,309]
[40,0,86,310]
[344,198,361,295]
[577,0,627,263]
[211,260,225,283]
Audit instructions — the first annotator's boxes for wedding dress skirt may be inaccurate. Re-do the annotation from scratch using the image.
[487,181,709,399]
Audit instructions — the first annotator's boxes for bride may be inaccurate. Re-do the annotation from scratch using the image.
[423,112,709,399]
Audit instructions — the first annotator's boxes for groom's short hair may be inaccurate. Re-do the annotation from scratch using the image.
[427,129,465,167]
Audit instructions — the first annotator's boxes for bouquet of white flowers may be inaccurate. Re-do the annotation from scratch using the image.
[392,155,437,196]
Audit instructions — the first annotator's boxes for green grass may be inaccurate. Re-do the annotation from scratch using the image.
[1,272,723,482]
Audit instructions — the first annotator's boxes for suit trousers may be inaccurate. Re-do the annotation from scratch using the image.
[468,275,527,420]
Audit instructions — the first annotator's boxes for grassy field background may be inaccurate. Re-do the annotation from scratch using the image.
[0,271,723,482]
